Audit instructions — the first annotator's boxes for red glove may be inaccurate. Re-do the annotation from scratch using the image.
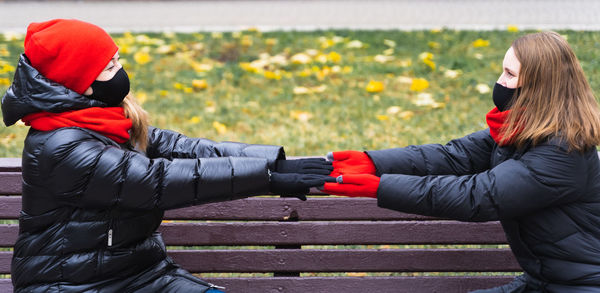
[321,174,380,198]
[328,150,376,177]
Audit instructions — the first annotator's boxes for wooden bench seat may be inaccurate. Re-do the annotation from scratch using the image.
[0,158,520,292]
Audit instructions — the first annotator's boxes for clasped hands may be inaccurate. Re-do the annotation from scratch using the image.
[270,150,380,200]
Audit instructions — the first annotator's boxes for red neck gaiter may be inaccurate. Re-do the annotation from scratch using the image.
[485,107,519,146]
[22,107,132,143]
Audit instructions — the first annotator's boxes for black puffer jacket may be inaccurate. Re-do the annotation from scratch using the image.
[3,55,284,292]
[367,129,600,292]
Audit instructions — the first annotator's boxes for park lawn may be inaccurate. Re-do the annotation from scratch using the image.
[2,29,600,156]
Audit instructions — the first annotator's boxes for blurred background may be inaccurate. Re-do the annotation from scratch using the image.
[1,0,600,157]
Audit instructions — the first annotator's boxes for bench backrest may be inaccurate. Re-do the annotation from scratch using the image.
[0,158,520,292]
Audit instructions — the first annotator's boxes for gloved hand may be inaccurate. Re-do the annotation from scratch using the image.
[275,158,333,175]
[269,171,336,201]
[321,174,380,198]
[327,150,376,177]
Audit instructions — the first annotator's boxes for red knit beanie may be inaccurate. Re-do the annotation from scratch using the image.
[24,19,118,94]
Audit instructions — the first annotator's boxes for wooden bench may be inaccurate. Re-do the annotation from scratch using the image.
[0,157,520,292]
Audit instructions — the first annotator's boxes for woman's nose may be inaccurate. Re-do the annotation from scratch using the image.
[497,74,507,86]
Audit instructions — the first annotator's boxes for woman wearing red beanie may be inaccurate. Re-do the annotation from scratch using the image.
[319,32,600,292]
[2,19,332,292]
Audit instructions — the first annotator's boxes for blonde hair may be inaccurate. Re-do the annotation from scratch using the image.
[121,94,149,151]
[501,31,600,151]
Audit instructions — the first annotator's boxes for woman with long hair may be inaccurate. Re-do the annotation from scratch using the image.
[321,31,600,292]
[2,19,332,292]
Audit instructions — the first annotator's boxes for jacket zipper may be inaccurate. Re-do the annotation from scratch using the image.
[107,226,113,247]
[107,209,117,247]
[206,283,226,290]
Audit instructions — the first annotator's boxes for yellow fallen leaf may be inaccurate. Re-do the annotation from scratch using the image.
[328,51,342,63]
[290,110,313,122]
[346,40,364,49]
[136,92,148,104]
[376,115,389,121]
[386,106,402,115]
[397,76,413,84]
[365,80,384,93]
[189,116,201,124]
[413,93,445,108]
[383,39,396,48]
[133,51,152,65]
[213,121,227,134]
[399,111,414,120]
[192,79,208,90]
[293,87,311,95]
[476,83,491,94]
[507,25,519,32]
[265,38,278,46]
[410,78,429,92]
[444,69,461,79]
[192,62,213,72]
[472,39,490,48]
[374,54,394,63]
[264,71,282,80]
[290,53,312,65]
[428,41,441,49]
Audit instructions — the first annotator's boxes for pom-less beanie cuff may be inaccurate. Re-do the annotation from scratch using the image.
[24,19,118,94]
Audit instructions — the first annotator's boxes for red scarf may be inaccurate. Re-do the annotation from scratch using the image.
[485,107,519,146]
[22,107,132,143]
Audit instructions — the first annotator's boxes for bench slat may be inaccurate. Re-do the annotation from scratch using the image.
[0,173,21,195]
[1,221,507,247]
[0,158,20,172]
[0,196,20,218]
[157,221,507,245]
[0,276,517,293]
[0,249,520,274]
[168,249,521,273]
[0,197,438,221]
[204,276,517,293]
[0,225,18,247]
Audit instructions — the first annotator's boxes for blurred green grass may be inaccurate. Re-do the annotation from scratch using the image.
[2,29,600,157]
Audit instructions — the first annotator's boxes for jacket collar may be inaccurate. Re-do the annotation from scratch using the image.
[1,54,107,126]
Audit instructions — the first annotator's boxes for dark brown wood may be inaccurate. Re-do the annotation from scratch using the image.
[1,220,507,247]
[0,249,520,274]
[0,224,18,247]
[168,249,520,273]
[0,196,437,221]
[0,276,517,293]
[0,158,20,172]
[0,279,10,293]
[0,251,9,274]
[203,276,517,293]
[0,172,22,195]
[156,221,506,246]
[164,197,436,220]
[0,196,20,219]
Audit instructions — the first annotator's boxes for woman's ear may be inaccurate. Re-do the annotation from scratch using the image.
[83,86,93,96]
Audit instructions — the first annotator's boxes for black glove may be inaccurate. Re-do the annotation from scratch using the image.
[269,171,335,201]
[275,158,333,175]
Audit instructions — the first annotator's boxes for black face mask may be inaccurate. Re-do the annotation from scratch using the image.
[492,83,519,112]
[88,67,130,106]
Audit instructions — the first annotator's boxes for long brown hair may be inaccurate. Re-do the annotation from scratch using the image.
[501,31,600,151]
[121,94,149,151]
